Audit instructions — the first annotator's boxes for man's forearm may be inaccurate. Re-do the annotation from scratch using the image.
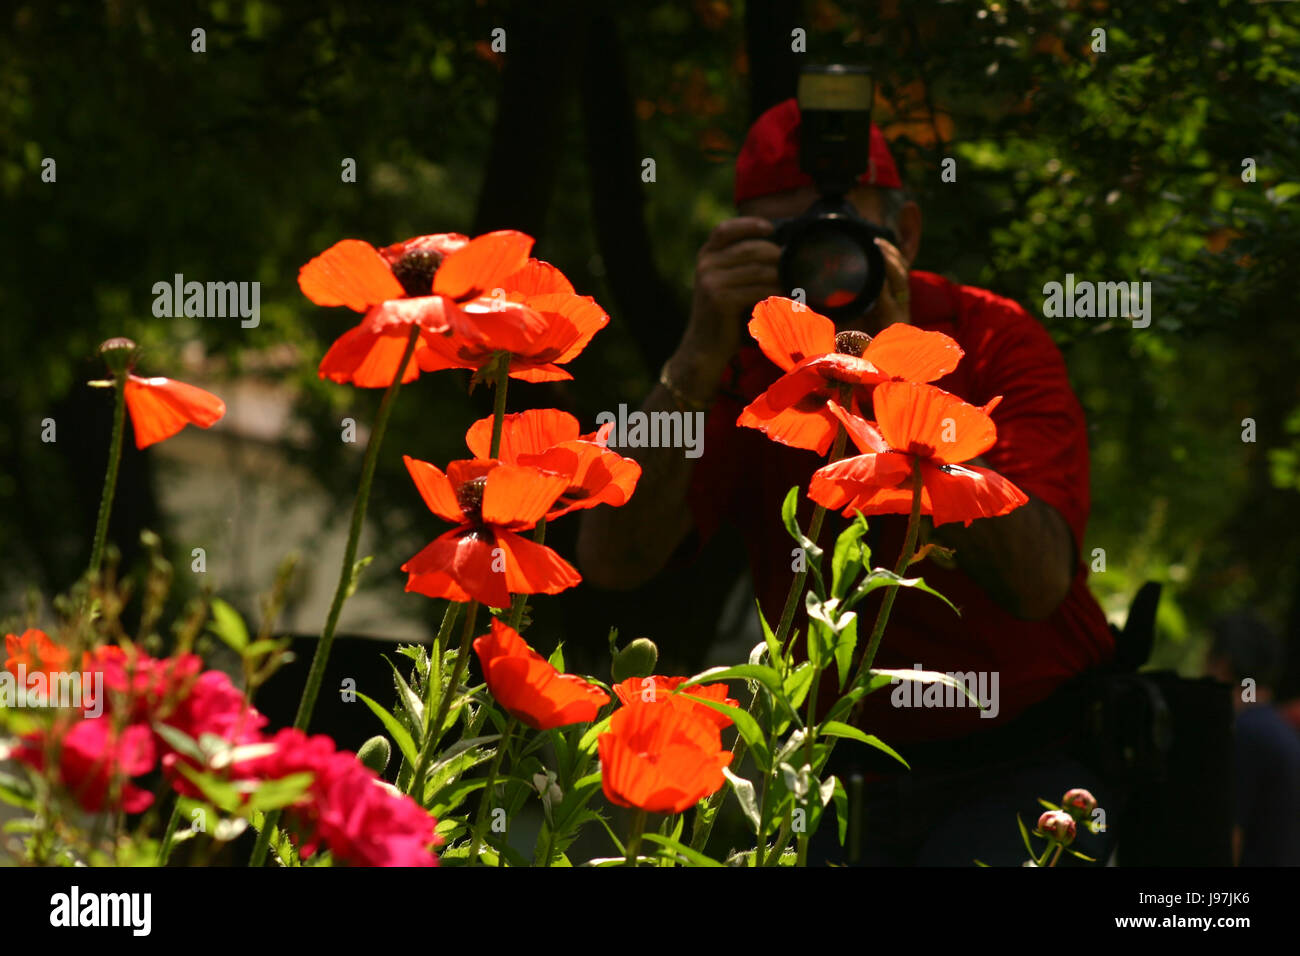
[933,489,1076,621]
[576,345,724,588]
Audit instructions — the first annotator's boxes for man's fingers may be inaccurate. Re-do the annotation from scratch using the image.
[703,239,782,270]
[701,217,776,253]
[707,261,780,288]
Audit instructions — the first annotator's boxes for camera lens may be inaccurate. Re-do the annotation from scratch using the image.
[785,226,870,310]
[778,217,889,319]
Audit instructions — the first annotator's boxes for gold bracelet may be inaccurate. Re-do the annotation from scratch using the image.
[658,363,713,412]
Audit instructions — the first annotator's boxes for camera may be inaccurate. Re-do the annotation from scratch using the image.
[769,65,898,321]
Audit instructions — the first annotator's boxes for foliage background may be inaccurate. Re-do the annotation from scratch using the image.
[2,0,1297,696]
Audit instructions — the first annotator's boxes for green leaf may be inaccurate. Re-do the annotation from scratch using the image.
[207,598,249,653]
[867,667,983,708]
[831,515,870,599]
[345,555,373,599]
[679,694,771,771]
[721,766,761,832]
[758,602,783,676]
[577,715,612,756]
[780,485,824,592]
[818,721,909,769]
[639,833,724,867]
[1017,813,1037,859]
[383,655,425,732]
[547,641,565,672]
[356,692,418,767]
[246,772,314,813]
[784,662,816,711]
[427,778,487,819]
[844,569,958,616]
[152,723,205,763]
[832,612,858,691]
[830,776,849,846]
[680,664,797,724]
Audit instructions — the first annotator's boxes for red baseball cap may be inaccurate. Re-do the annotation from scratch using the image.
[733,98,902,206]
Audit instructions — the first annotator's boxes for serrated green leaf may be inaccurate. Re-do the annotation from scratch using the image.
[383,655,425,732]
[356,692,418,767]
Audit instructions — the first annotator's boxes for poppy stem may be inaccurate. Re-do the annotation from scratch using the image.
[858,459,925,680]
[467,715,517,866]
[250,325,420,868]
[624,808,647,866]
[157,798,183,866]
[505,518,545,633]
[88,374,127,580]
[489,350,510,457]
[412,599,479,804]
[771,424,850,652]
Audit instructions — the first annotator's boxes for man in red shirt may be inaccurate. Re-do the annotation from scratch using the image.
[578,100,1117,864]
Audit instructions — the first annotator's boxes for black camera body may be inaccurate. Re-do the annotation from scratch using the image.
[770,65,897,322]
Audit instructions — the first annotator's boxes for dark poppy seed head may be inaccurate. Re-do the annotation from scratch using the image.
[456,476,488,522]
[392,250,444,297]
[834,330,872,357]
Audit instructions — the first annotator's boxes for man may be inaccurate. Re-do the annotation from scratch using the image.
[578,100,1117,864]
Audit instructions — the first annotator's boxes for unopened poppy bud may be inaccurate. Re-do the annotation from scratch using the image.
[834,330,872,357]
[357,735,391,775]
[1037,809,1076,846]
[1061,788,1097,820]
[611,637,658,682]
[98,337,138,376]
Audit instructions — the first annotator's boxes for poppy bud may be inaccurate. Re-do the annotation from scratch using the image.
[357,735,391,775]
[611,637,658,682]
[1061,788,1097,820]
[98,337,138,376]
[1037,809,1076,846]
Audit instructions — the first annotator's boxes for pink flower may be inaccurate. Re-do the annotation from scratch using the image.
[237,729,442,867]
[16,718,156,814]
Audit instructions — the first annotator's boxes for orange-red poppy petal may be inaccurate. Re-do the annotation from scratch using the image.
[465,408,580,462]
[748,297,837,373]
[920,461,1029,527]
[522,293,610,365]
[871,381,997,465]
[519,442,643,519]
[299,239,404,311]
[123,376,226,449]
[737,389,838,455]
[501,259,576,297]
[493,529,582,596]
[319,324,424,387]
[402,528,510,608]
[481,464,569,528]
[824,400,890,455]
[862,323,964,383]
[402,456,466,524]
[808,451,915,514]
[432,230,534,302]
[445,298,550,355]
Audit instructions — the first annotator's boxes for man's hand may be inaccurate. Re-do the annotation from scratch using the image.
[687,217,783,371]
[865,236,913,331]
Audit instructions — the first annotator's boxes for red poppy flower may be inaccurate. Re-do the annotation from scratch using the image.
[464,410,641,520]
[4,629,70,678]
[416,258,609,382]
[16,718,157,814]
[611,675,738,731]
[400,456,581,607]
[122,375,225,449]
[300,230,547,387]
[473,619,609,729]
[597,700,733,815]
[808,384,1029,526]
[737,297,963,454]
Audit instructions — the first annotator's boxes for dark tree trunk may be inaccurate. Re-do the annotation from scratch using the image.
[577,12,685,374]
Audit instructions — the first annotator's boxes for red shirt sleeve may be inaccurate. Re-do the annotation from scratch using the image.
[951,288,1092,548]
